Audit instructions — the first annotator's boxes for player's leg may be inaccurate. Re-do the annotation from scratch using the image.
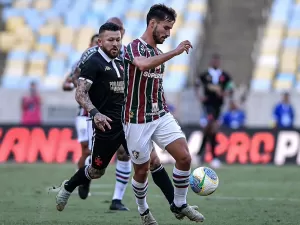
[153,113,205,222]
[110,145,131,211]
[124,122,158,225]
[78,118,93,199]
[75,116,90,169]
[54,130,120,211]
[149,149,174,205]
[209,107,222,168]
[197,105,213,159]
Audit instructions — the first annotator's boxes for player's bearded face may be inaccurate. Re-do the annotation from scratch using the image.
[152,20,174,44]
[99,31,122,58]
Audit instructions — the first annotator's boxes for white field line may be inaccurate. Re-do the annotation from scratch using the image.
[46,184,300,202]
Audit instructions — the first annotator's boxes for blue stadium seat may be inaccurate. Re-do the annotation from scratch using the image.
[56,44,74,55]
[38,36,55,45]
[28,51,47,61]
[68,51,82,68]
[53,0,73,15]
[83,13,101,30]
[24,9,46,31]
[47,59,66,77]
[65,11,83,29]
[250,79,271,91]
[2,8,22,21]
[43,9,60,20]
[276,73,295,82]
[283,38,300,47]
[8,50,27,60]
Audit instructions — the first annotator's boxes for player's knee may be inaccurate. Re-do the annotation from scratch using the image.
[176,145,191,167]
[150,155,161,171]
[88,166,106,179]
[133,162,150,179]
[117,147,130,161]
[178,153,191,168]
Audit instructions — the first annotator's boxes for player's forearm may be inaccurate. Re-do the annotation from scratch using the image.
[75,79,96,113]
[71,68,81,87]
[134,50,177,71]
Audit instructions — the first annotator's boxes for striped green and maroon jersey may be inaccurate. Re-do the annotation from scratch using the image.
[123,38,169,124]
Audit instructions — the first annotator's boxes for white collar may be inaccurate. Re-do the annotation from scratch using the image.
[98,47,113,63]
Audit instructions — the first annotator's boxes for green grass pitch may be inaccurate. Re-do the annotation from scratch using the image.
[0,163,299,225]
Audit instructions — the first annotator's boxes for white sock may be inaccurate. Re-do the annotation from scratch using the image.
[132,178,149,214]
[172,166,191,207]
[84,155,91,167]
[112,160,131,200]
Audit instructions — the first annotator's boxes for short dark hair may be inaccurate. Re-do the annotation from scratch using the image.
[99,22,120,35]
[146,4,177,26]
[90,34,99,43]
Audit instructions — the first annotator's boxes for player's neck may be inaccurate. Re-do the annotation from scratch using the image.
[141,32,156,48]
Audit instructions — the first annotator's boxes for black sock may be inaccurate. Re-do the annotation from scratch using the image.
[210,133,217,159]
[64,166,91,193]
[151,164,174,205]
[198,133,208,156]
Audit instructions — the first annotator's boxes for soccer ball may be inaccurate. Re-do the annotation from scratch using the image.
[189,167,219,196]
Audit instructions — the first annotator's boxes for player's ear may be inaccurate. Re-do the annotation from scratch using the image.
[98,36,102,47]
[149,19,156,28]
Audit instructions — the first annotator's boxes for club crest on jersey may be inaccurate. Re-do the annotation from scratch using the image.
[119,65,124,71]
[132,151,139,159]
[105,66,112,71]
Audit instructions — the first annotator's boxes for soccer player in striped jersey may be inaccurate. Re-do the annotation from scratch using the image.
[123,4,205,224]
[107,17,179,212]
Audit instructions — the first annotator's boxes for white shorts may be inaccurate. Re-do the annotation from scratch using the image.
[87,119,93,151]
[75,116,89,143]
[123,113,186,164]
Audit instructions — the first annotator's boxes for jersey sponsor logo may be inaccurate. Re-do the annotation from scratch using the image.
[143,71,163,79]
[145,109,166,116]
[109,81,124,93]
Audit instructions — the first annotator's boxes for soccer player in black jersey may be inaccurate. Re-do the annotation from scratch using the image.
[54,23,181,219]
[62,34,98,199]
[195,54,234,168]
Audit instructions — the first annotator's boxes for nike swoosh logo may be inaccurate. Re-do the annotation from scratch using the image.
[198,173,206,189]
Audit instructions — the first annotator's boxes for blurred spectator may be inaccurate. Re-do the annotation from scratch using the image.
[220,100,245,129]
[21,81,42,125]
[272,92,294,128]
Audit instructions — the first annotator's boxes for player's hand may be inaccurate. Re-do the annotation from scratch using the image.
[175,40,193,55]
[93,113,112,132]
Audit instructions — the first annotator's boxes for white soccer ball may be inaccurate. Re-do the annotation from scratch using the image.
[189,167,219,196]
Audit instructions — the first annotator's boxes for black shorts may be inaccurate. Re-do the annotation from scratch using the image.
[90,129,128,170]
[203,104,221,121]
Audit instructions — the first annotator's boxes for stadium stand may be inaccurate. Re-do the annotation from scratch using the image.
[252,0,300,92]
[0,0,207,91]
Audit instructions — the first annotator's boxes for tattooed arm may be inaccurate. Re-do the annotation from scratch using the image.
[75,78,95,112]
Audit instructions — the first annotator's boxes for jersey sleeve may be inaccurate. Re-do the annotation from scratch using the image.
[124,40,147,63]
[78,56,99,84]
